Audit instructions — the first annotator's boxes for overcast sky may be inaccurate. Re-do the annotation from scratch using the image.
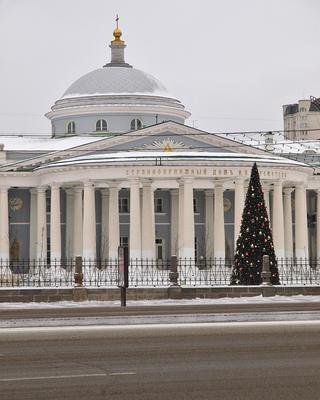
[0,0,320,136]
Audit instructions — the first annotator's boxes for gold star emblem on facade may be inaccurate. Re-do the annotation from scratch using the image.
[163,143,172,152]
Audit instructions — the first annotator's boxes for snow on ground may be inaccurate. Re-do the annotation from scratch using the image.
[0,295,319,309]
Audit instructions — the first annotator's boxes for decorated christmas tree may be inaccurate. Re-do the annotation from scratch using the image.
[231,163,280,285]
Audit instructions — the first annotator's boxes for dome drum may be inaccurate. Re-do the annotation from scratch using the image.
[46,26,190,136]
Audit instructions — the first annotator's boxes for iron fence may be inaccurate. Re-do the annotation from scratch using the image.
[0,257,320,288]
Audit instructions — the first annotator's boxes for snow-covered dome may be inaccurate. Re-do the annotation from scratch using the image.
[62,67,168,99]
[46,21,190,136]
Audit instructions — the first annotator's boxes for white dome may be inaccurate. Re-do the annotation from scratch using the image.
[62,67,168,99]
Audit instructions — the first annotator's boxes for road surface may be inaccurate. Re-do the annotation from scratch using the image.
[1,321,320,399]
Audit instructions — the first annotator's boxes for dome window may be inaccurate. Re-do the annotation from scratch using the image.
[96,119,108,132]
[130,118,142,131]
[67,121,76,135]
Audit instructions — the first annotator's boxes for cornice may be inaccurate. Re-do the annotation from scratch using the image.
[46,103,191,121]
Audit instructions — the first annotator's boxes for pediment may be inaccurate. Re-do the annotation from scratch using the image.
[1,121,268,172]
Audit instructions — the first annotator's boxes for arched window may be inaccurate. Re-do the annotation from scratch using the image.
[130,118,142,131]
[67,121,76,134]
[96,119,108,132]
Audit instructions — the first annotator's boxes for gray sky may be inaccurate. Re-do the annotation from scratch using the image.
[0,0,320,135]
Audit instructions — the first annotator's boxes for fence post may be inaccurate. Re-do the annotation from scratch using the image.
[74,256,83,287]
[261,255,271,286]
[169,255,179,286]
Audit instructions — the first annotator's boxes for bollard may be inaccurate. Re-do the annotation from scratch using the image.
[74,256,83,287]
[169,255,179,286]
[261,255,272,286]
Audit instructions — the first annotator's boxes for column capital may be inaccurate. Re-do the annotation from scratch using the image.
[214,182,224,190]
[107,180,120,189]
[36,186,47,194]
[178,177,194,185]
[272,180,283,187]
[73,186,83,194]
[0,185,10,192]
[50,183,60,190]
[234,177,244,185]
[129,177,140,185]
[65,187,75,196]
[283,187,294,195]
[100,188,110,196]
[83,181,95,188]
[204,189,214,197]
[171,189,179,196]
[141,178,153,187]
[295,182,306,189]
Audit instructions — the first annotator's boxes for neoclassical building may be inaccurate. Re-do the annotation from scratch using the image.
[0,24,318,263]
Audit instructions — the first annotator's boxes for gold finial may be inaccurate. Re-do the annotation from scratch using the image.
[112,14,124,44]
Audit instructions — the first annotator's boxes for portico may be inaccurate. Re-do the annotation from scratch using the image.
[0,151,312,264]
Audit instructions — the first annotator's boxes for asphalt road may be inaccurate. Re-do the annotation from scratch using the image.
[1,321,320,400]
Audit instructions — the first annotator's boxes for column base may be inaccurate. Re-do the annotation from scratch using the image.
[214,251,225,259]
[142,250,155,259]
[275,249,285,259]
[295,249,308,258]
[130,249,141,259]
[180,248,194,259]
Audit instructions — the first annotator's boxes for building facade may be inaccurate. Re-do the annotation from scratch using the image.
[0,24,319,266]
[283,96,320,140]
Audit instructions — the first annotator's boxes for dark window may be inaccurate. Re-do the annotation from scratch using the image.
[67,121,76,134]
[155,198,163,213]
[193,198,198,213]
[120,236,128,247]
[156,238,164,260]
[130,118,142,131]
[119,198,129,213]
[96,119,108,132]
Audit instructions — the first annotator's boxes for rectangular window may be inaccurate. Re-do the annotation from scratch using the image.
[119,198,129,213]
[194,236,198,261]
[155,198,163,213]
[46,196,50,213]
[120,236,128,247]
[193,198,198,213]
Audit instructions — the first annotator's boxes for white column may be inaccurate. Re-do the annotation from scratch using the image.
[205,190,214,259]
[262,185,270,220]
[295,183,309,258]
[73,187,83,257]
[129,178,141,259]
[283,188,293,258]
[100,189,109,260]
[82,182,96,260]
[108,183,120,259]
[170,189,179,256]
[50,184,61,261]
[141,180,155,259]
[272,181,285,258]
[178,181,184,257]
[234,177,244,246]
[65,189,74,260]
[36,187,47,261]
[182,177,194,258]
[0,186,9,261]
[29,188,37,260]
[214,183,225,258]
[317,189,320,259]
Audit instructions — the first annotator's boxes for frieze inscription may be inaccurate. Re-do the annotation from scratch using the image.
[125,167,287,179]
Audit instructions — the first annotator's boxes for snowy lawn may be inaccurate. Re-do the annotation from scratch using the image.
[0,295,319,309]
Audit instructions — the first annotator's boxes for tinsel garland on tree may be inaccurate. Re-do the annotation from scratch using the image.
[230,162,280,285]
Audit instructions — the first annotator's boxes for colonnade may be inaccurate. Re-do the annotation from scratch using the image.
[0,179,314,261]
